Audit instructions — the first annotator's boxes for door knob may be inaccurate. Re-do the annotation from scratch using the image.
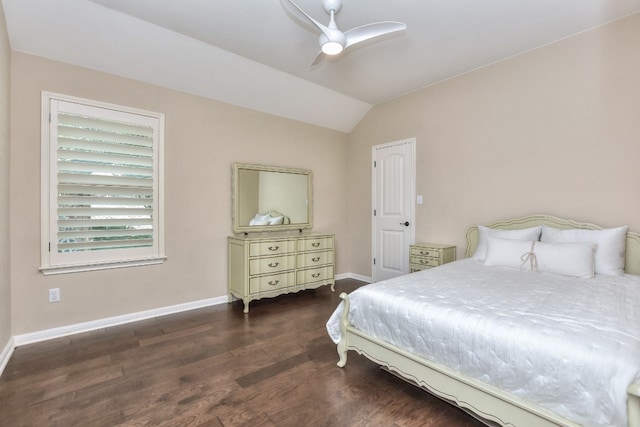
[401,221,410,226]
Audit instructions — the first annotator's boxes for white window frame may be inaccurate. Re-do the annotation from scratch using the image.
[41,92,165,275]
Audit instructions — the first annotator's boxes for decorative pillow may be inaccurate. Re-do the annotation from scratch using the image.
[473,225,542,261]
[540,225,627,275]
[483,237,534,269]
[483,237,596,278]
[534,240,596,278]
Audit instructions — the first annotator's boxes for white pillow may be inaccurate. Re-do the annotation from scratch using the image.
[249,213,272,226]
[484,237,534,269]
[473,225,542,261]
[253,213,270,221]
[540,225,627,275]
[483,237,596,278]
[534,240,596,278]
[267,215,284,225]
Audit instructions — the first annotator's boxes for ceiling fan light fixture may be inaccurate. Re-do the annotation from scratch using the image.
[321,40,344,55]
[285,0,406,63]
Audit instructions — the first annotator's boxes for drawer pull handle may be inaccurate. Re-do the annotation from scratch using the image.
[268,280,279,286]
[311,242,320,247]
[268,246,279,251]
[312,257,320,262]
[420,250,430,255]
[268,262,279,268]
[311,273,321,278]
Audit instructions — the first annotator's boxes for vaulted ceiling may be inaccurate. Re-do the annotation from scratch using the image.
[3,0,640,132]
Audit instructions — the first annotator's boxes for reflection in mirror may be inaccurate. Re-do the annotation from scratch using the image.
[232,163,312,234]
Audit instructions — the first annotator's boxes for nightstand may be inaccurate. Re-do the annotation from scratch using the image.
[410,243,456,272]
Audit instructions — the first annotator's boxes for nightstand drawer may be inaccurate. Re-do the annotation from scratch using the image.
[249,255,295,276]
[410,247,440,258]
[249,241,295,257]
[249,272,295,294]
[410,256,439,268]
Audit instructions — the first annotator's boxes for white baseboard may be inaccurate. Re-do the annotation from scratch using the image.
[9,273,371,351]
[335,272,372,283]
[0,336,15,377]
[13,295,229,347]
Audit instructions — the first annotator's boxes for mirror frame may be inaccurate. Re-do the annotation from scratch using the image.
[231,162,313,234]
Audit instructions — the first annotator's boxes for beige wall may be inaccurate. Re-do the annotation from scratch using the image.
[0,5,12,351]
[6,11,640,337]
[9,52,348,334]
[347,13,640,276]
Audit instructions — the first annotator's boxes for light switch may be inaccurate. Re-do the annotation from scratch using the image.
[416,195,423,205]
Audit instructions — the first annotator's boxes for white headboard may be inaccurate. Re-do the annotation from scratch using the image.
[465,214,640,275]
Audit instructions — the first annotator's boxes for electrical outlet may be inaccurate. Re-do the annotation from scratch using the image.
[49,288,60,303]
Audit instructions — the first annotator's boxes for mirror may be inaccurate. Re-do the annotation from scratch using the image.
[232,163,313,234]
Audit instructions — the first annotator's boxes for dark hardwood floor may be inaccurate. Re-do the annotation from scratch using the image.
[0,279,486,427]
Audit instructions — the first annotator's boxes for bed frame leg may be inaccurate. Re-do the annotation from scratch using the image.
[629,384,640,427]
[336,292,350,368]
[337,341,347,367]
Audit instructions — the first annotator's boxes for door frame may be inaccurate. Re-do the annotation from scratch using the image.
[371,137,416,282]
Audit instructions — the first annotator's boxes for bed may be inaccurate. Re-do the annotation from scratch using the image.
[326,215,640,427]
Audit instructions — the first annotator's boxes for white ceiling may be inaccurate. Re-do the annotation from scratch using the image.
[3,0,640,132]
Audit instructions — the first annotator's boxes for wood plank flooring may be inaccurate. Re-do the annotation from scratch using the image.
[0,279,486,427]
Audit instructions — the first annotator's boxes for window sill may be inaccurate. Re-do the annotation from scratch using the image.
[39,256,167,276]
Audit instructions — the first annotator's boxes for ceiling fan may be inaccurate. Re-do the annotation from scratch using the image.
[283,0,407,64]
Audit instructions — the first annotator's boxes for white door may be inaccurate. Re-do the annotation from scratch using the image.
[372,138,415,282]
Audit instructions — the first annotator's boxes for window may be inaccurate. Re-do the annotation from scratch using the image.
[41,92,165,274]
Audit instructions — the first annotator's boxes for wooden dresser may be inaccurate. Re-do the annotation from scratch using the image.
[228,232,335,313]
[409,243,456,272]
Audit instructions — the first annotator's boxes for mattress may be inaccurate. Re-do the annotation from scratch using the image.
[326,259,640,426]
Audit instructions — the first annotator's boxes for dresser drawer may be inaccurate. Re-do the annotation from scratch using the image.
[249,272,295,294]
[249,240,295,257]
[410,256,439,268]
[296,250,331,268]
[296,237,334,252]
[249,255,295,276]
[297,266,334,285]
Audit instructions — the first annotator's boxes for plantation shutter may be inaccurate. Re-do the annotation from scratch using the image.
[45,97,163,270]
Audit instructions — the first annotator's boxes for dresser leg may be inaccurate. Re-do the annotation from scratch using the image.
[243,300,250,314]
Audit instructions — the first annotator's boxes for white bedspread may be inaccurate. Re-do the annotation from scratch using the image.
[326,259,640,427]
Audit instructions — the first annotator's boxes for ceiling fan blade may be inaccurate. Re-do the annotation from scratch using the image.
[282,0,334,40]
[311,51,325,66]
[344,21,407,49]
